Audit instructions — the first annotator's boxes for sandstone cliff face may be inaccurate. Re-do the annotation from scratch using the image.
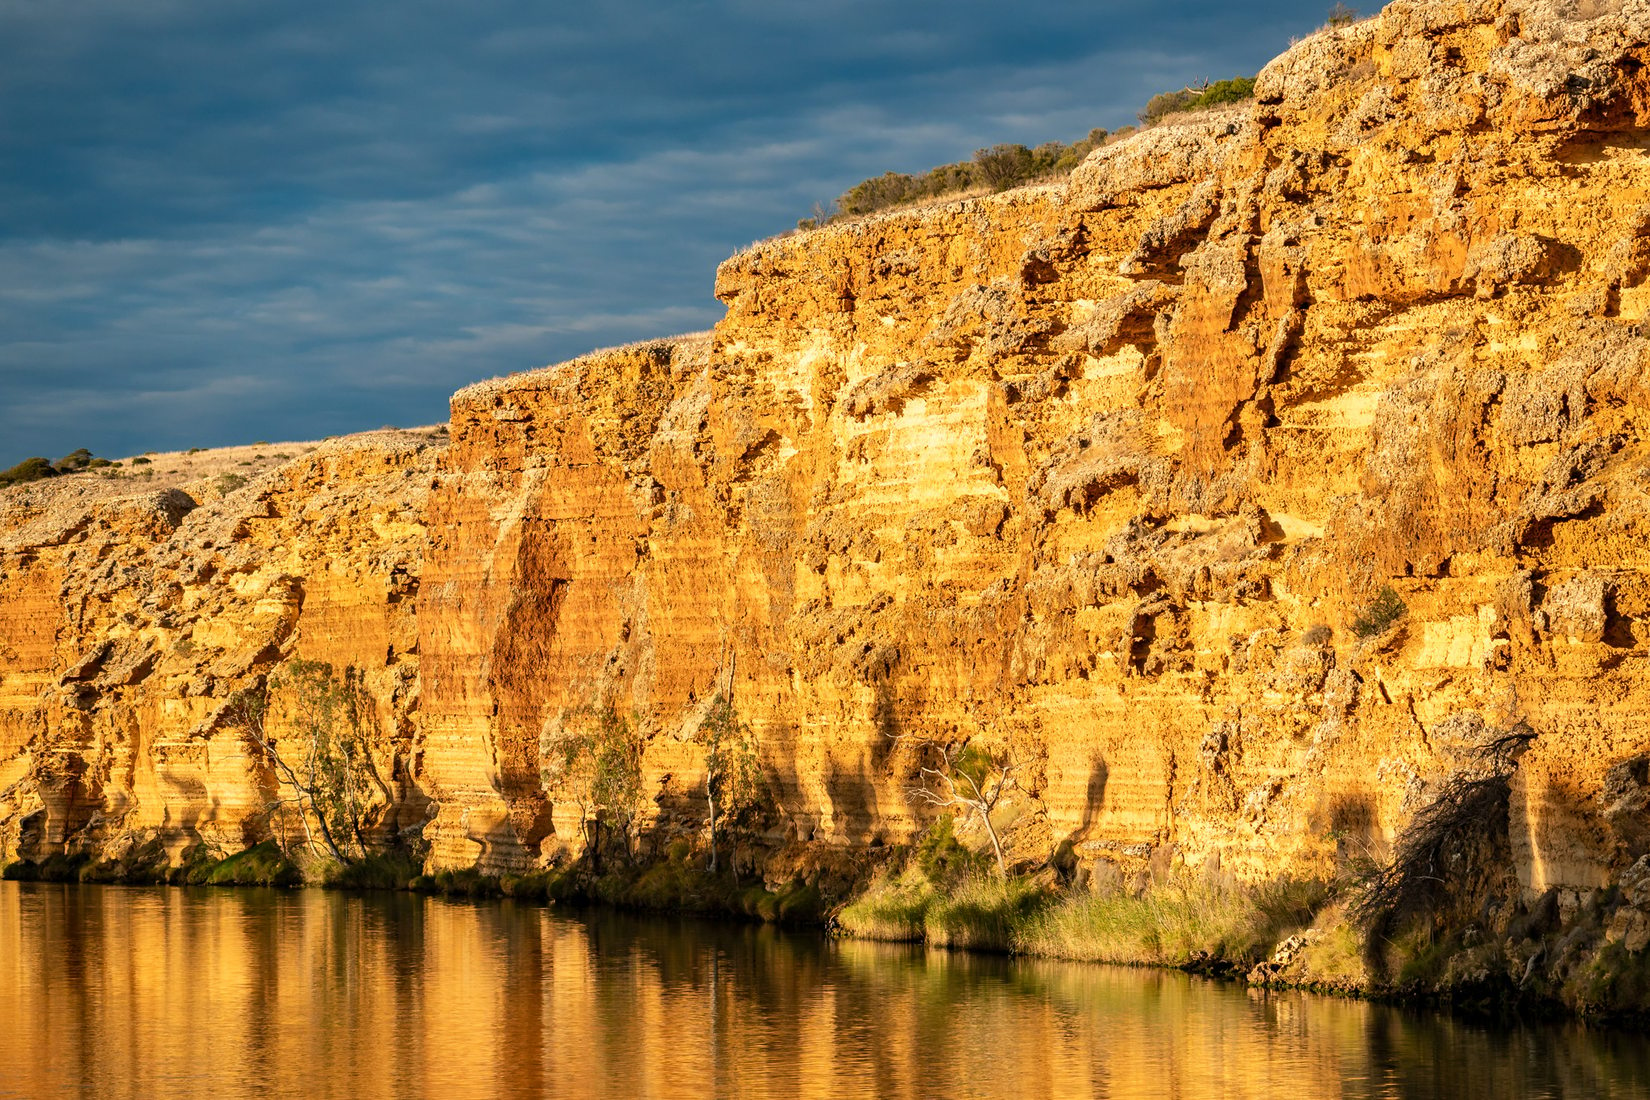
[423,0,1650,903]
[5,0,1650,989]
[0,434,441,862]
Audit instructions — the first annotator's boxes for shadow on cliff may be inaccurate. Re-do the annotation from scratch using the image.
[1060,757,1110,850]
[1331,730,1650,1015]
[824,676,913,844]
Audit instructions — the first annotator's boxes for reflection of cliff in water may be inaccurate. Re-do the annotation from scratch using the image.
[2,883,1648,1100]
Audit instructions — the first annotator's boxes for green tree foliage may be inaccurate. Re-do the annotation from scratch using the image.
[799,65,1259,228]
[972,143,1036,192]
[836,172,921,217]
[54,448,93,472]
[911,741,1023,877]
[1138,76,1258,126]
[800,127,1111,228]
[914,813,989,884]
[542,703,645,863]
[1352,585,1408,639]
[0,448,117,488]
[694,694,769,873]
[0,457,58,487]
[227,660,389,864]
[1327,3,1359,28]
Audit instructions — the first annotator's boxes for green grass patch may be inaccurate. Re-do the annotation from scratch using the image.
[1571,940,1650,1015]
[836,878,935,941]
[1,851,92,882]
[599,859,716,910]
[1020,874,1327,971]
[838,866,1328,970]
[322,850,425,890]
[766,881,824,924]
[582,860,824,922]
[80,839,170,884]
[499,869,566,900]
[410,867,503,897]
[170,844,222,885]
[1294,918,1368,990]
[927,876,1055,951]
[837,870,1056,952]
[200,841,300,887]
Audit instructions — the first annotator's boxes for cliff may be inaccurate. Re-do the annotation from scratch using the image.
[7,0,1650,1007]
[0,433,440,861]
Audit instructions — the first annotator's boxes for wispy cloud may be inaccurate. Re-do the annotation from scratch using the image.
[0,0,1332,461]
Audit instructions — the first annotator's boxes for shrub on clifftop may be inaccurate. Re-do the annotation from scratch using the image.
[801,127,1112,227]
[798,64,1260,229]
[0,457,57,487]
[0,448,117,488]
[1138,77,1258,126]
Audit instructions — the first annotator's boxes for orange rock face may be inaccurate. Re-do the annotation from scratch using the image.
[0,435,440,862]
[6,0,1650,932]
[417,0,1650,901]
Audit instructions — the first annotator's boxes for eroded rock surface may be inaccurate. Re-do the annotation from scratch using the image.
[0,433,441,862]
[5,0,1650,1002]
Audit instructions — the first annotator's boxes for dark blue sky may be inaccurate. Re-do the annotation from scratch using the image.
[1,0,1335,461]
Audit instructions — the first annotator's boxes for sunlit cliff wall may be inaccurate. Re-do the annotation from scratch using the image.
[5,0,1650,933]
[419,0,1650,907]
[0,436,439,860]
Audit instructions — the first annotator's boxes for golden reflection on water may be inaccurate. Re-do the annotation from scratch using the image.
[1,883,1647,1099]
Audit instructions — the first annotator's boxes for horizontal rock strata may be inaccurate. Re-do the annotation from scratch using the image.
[5,0,1650,997]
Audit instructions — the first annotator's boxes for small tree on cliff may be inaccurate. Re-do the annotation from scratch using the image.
[542,703,644,866]
[226,660,389,864]
[694,694,767,875]
[909,742,1021,878]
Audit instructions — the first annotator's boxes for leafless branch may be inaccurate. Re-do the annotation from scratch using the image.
[908,742,1020,877]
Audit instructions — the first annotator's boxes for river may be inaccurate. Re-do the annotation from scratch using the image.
[1,882,1646,1099]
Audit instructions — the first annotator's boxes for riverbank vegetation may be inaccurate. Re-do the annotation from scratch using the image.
[7,703,1645,1017]
[2,839,301,888]
[836,818,1328,973]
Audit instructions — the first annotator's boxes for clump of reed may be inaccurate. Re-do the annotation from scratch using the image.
[836,817,1327,970]
[1018,875,1327,971]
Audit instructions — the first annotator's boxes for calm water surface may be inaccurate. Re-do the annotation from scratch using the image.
[2,882,1648,1099]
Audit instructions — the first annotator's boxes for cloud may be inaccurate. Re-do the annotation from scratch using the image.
[0,0,1335,461]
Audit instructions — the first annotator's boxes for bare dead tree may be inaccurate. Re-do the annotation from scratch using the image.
[1351,723,1538,946]
[910,742,1020,877]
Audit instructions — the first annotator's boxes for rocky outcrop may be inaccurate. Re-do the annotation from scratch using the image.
[6,0,1650,1008]
[0,434,440,863]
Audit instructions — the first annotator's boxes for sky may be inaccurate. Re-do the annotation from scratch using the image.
[1,0,1337,463]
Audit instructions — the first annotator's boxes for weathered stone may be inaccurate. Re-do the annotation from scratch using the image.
[5,0,1650,916]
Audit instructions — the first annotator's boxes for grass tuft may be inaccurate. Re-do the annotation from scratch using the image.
[1020,874,1325,971]
[839,861,1328,971]
[200,842,300,887]
[323,850,425,891]
[837,870,1056,952]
